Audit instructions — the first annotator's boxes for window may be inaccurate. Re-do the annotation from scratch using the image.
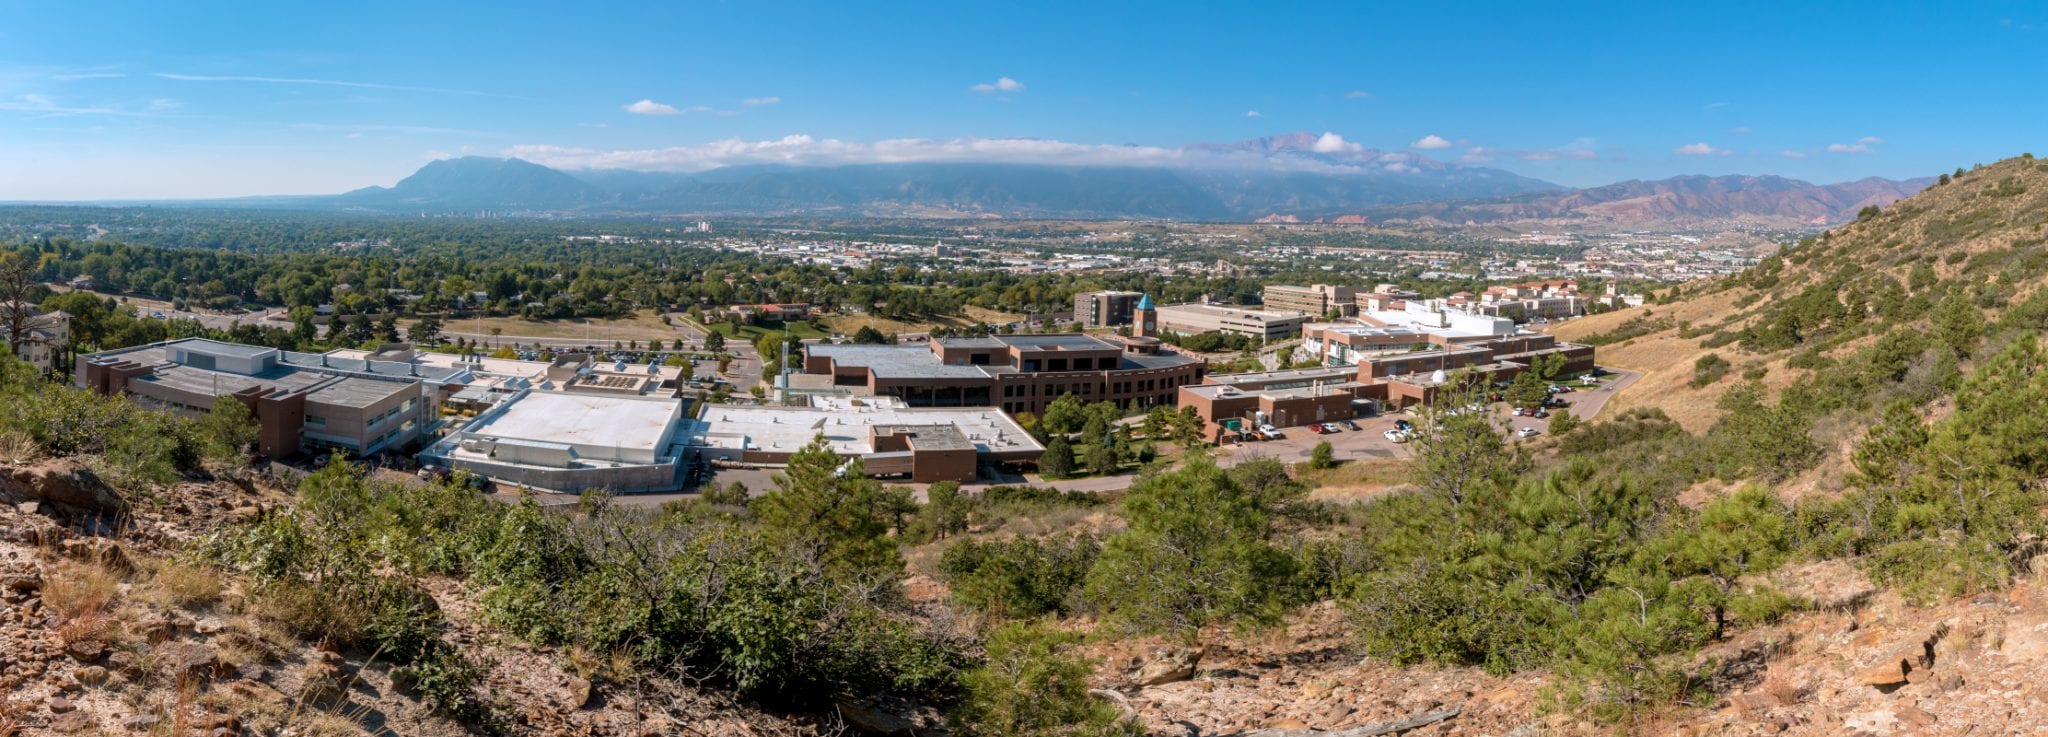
[305,415,326,427]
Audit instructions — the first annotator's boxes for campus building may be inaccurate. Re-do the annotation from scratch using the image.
[1262,284,1360,317]
[800,330,1205,416]
[1153,302,1310,340]
[1177,331,1596,438]
[681,396,1044,483]
[419,389,690,493]
[77,338,454,459]
[1072,290,1144,327]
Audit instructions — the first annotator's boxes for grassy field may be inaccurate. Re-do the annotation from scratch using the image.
[697,318,834,342]
[823,306,1025,337]
[416,311,684,344]
[1295,457,1417,503]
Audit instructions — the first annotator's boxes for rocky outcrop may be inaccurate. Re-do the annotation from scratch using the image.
[1,458,128,520]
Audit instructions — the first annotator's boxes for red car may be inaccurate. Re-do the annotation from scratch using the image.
[1308,424,1332,434]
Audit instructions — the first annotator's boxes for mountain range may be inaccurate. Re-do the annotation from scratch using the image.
[284,133,1932,226]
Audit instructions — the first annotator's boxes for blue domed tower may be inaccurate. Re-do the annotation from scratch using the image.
[1134,294,1158,338]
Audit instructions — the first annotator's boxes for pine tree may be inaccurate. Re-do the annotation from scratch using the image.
[755,436,900,580]
[1039,436,1076,478]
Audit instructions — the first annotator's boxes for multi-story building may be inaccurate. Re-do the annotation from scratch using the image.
[77,338,454,459]
[1263,284,1360,317]
[1177,331,1596,438]
[802,331,1205,415]
[1154,303,1310,340]
[1072,290,1144,327]
[4,306,70,374]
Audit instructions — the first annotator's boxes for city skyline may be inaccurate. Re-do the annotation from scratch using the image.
[1,0,2042,199]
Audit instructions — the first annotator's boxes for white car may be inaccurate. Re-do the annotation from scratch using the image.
[1383,429,1412,443]
[1257,423,1281,439]
[1516,427,1540,438]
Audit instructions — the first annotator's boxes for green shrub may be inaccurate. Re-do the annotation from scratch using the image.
[938,535,1100,619]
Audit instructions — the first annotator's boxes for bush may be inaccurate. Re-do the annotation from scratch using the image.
[951,622,1140,737]
[1689,353,1731,388]
[938,535,1101,619]
[1306,441,1336,470]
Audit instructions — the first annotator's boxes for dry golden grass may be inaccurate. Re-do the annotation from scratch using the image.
[41,558,121,620]
[414,310,683,343]
[1296,457,1416,502]
[142,558,224,610]
[824,305,1025,337]
[1545,287,1764,433]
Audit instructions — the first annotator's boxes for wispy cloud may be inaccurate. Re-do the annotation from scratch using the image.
[1343,90,1372,99]
[154,72,502,97]
[1730,126,1751,135]
[1826,135,1883,154]
[0,93,163,118]
[1674,142,1730,157]
[969,76,1025,94]
[1780,150,1808,159]
[742,96,781,106]
[1245,110,1261,118]
[504,133,1444,174]
[1410,134,1452,150]
[51,72,127,81]
[624,99,681,116]
[1459,138,1600,164]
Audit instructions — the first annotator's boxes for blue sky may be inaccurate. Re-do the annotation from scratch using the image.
[1,0,2043,199]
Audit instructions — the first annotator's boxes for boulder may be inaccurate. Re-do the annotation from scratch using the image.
[1134,646,1204,687]
[156,641,224,683]
[6,459,127,520]
[836,700,917,736]
[563,675,594,711]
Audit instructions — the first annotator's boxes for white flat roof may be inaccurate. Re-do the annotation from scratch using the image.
[684,398,1041,456]
[466,392,678,452]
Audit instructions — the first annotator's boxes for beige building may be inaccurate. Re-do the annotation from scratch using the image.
[1263,284,1360,317]
[1154,303,1310,340]
[78,338,452,459]
[5,306,70,374]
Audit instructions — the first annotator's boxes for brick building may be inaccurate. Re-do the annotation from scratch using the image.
[803,331,1205,415]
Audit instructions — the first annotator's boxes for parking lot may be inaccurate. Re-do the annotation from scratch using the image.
[1215,368,1640,467]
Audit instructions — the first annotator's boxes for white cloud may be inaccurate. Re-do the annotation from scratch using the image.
[1344,90,1372,99]
[501,134,1444,174]
[1730,126,1751,135]
[742,96,781,106]
[623,99,681,116]
[1858,135,1883,144]
[1780,150,1808,159]
[1310,132,1361,153]
[50,72,126,81]
[1458,138,1600,164]
[1674,142,1730,157]
[1245,110,1261,118]
[147,98,182,112]
[969,76,1024,94]
[1827,142,1871,154]
[1410,134,1453,150]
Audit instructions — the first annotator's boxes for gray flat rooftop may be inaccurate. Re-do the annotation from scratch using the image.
[809,344,992,380]
[176,338,276,359]
[466,392,678,452]
[1206,366,1357,386]
[992,334,1118,351]
[877,424,975,451]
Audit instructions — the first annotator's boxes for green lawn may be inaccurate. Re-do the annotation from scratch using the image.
[699,318,834,342]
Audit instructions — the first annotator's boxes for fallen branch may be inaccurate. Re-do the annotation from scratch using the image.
[1090,688,1137,721]
[1243,703,1462,737]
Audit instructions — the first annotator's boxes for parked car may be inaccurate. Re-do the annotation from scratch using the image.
[1511,407,1526,417]
[1257,423,1282,440]
[1340,420,1361,431]
[1308,424,1332,435]
[1383,429,1411,443]
[1517,427,1540,438]
[1394,419,1413,431]
[1533,409,1550,418]
[1321,423,1344,433]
